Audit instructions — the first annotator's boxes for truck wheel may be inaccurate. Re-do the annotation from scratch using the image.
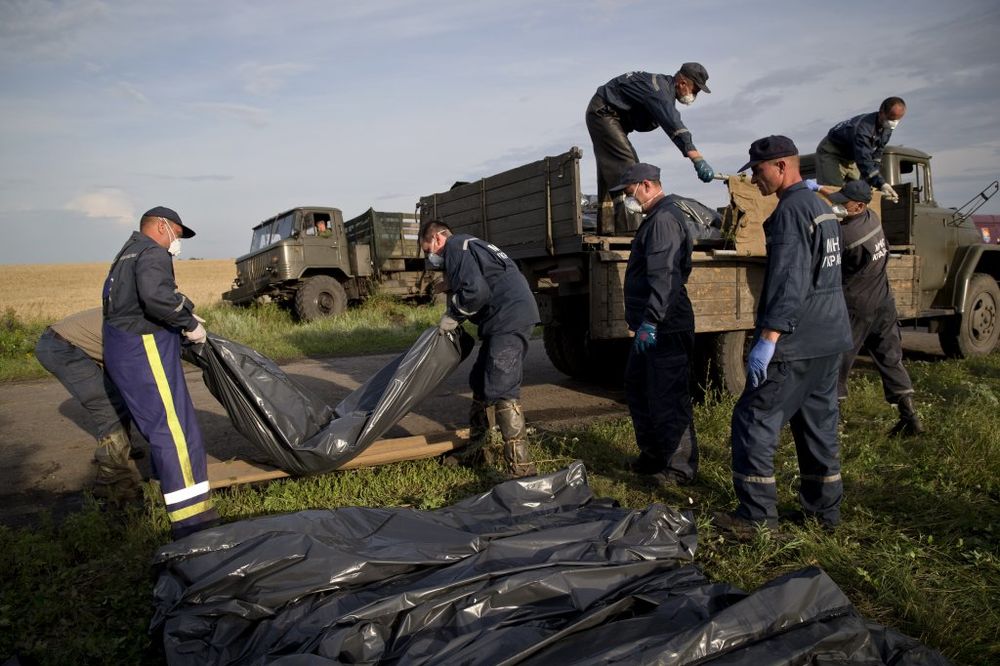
[543,324,588,378]
[696,330,752,397]
[294,275,348,321]
[938,273,1000,357]
[542,325,627,385]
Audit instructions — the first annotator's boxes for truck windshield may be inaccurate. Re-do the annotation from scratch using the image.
[250,212,297,251]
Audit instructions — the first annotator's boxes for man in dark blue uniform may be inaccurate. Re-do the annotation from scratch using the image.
[611,163,698,486]
[717,137,853,535]
[815,97,906,203]
[587,63,715,234]
[827,180,923,436]
[103,206,219,539]
[420,220,540,478]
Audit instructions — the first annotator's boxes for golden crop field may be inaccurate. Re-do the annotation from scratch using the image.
[1,259,235,322]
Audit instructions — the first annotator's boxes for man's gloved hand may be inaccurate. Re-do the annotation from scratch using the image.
[746,338,776,389]
[438,314,460,335]
[184,322,207,345]
[633,321,657,353]
[804,178,821,192]
[693,158,715,183]
[880,183,900,203]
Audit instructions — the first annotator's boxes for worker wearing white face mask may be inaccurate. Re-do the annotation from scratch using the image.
[102,206,219,540]
[815,96,907,203]
[587,62,715,235]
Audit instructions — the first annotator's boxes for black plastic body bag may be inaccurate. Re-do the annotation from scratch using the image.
[184,326,474,476]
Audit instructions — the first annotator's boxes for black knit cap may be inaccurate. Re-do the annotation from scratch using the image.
[142,205,196,238]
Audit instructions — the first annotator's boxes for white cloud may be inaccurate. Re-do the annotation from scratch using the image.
[239,62,310,96]
[65,188,135,226]
[113,81,149,105]
[191,102,270,128]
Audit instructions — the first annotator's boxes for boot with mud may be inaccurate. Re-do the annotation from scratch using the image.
[495,399,536,478]
[92,426,141,503]
[889,394,925,437]
[444,399,491,467]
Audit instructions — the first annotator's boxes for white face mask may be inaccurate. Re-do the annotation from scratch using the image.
[164,223,182,257]
[623,196,644,214]
[677,93,695,106]
[623,185,648,214]
[831,204,849,219]
[425,251,443,268]
[883,118,899,130]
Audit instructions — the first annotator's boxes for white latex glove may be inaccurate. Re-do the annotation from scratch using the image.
[438,314,459,334]
[880,183,899,203]
[184,322,207,344]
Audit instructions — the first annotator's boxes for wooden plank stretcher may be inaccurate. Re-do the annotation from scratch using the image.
[207,428,471,489]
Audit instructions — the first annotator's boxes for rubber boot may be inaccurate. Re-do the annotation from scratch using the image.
[93,426,141,502]
[444,399,491,467]
[495,399,536,478]
[889,395,925,437]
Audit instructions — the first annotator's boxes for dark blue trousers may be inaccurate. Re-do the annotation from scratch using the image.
[624,330,699,483]
[35,328,131,439]
[103,324,216,536]
[470,327,532,404]
[730,353,843,525]
[838,300,914,402]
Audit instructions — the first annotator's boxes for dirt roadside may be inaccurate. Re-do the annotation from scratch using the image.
[0,332,945,527]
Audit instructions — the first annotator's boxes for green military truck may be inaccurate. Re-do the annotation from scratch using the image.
[223,206,434,321]
[418,146,998,394]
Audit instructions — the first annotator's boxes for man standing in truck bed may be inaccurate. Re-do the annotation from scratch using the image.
[420,219,540,478]
[587,63,716,234]
[612,162,699,487]
[815,97,906,203]
[717,136,853,535]
[827,180,924,436]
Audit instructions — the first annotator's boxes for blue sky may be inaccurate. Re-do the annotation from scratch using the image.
[1,0,998,264]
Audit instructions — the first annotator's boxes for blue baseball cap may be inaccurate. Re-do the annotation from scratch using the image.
[738,135,799,172]
[610,163,662,192]
[142,206,196,238]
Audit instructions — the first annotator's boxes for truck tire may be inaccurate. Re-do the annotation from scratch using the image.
[543,325,628,385]
[696,330,752,397]
[293,275,348,322]
[543,324,588,379]
[938,273,1000,357]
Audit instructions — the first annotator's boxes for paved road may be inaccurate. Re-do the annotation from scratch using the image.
[0,338,627,525]
[0,331,945,526]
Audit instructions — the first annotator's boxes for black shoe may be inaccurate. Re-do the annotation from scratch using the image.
[713,511,778,538]
[626,454,665,475]
[651,471,695,488]
[783,509,838,533]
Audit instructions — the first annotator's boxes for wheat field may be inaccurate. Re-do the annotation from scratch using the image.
[1,259,236,321]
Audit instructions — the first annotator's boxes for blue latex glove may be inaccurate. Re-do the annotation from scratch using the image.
[804,178,821,192]
[746,338,776,388]
[693,158,714,183]
[633,321,657,353]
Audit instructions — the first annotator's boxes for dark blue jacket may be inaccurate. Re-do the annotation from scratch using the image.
[595,71,696,155]
[443,234,539,337]
[825,112,891,188]
[623,197,694,333]
[840,209,892,312]
[103,231,198,335]
[757,182,852,360]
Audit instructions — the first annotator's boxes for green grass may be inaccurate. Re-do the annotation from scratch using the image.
[0,295,444,382]
[2,334,998,664]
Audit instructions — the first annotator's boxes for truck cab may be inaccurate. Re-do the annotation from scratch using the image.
[805,146,999,356]
[223,207,370,321]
